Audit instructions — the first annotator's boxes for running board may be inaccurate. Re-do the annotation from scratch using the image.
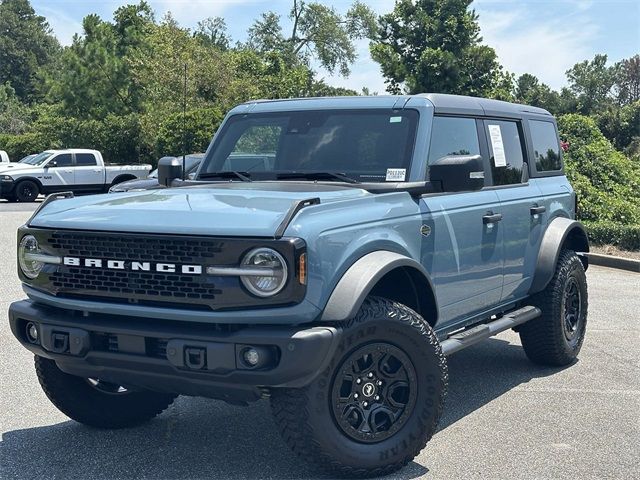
[440,305,541,356]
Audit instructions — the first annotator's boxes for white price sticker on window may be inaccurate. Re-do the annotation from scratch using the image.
[488,124,507,167]
[385,168,406,181]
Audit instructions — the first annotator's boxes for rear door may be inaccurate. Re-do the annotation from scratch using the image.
[420,116,504,325]
[482,119,544,302]
[73,152,104,190]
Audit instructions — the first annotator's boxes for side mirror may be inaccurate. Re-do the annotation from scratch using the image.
[46,160,57,168]
[429,154,484,192]
[157,156,182,187]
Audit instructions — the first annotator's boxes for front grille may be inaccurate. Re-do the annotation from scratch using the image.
[50,267,221,302]
[29,229,305,310]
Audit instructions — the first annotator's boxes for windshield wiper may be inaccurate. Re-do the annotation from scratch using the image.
[198,171,252,182]
[276,172,358,183]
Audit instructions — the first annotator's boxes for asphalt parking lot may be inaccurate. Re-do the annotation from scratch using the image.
[0,204,638,480]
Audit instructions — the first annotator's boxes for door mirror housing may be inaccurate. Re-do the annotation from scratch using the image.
[157,156,182,187]
[46,160,57,168]
[429,154,484,192]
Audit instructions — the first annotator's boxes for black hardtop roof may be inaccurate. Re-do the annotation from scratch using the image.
[241,93,552,119]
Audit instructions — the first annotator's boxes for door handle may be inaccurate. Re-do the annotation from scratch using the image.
[482,213,503,224]
[64,169,73,173]
[530,205,546,215]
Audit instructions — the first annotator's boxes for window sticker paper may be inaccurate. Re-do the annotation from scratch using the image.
[385,168,406,181]
[488,124,507,167]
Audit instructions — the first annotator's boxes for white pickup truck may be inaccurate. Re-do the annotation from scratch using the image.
[0,149,151,202]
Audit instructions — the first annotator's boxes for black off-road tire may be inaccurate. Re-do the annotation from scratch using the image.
[15,180,39,202]
[35,355,177,428]
[519,249,588,366]
[271,296,447,478]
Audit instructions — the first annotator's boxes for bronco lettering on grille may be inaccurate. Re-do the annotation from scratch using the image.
[62,257,203,275]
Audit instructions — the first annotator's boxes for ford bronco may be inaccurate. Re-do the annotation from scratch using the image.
[9,94,589,477]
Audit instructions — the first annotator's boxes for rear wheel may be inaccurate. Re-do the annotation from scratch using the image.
[35,355,176,428]
[519,249,588,366]
[271,297,447,477]
[15,180,39,202]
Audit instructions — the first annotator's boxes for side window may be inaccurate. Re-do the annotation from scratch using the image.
[75,153,97,166]
[529,120,562,172]
[428,116,480,164]
[52,154,73,167]
[484,120,525,186]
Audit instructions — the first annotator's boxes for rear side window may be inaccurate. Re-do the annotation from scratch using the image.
[484,120,525,186]
[75,153,97,166]
[530,120,562,172]
[53,154,73,167]
[428,116,480,164]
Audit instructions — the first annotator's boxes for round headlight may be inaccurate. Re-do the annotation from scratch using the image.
[240,248,288,297]
[19,235,44,279]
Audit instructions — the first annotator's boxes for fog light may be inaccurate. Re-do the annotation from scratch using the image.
[26,322,38,344]
[243,348,260,367]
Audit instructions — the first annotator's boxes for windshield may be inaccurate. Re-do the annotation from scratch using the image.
[20,151,53,166]
[199,110,419,182]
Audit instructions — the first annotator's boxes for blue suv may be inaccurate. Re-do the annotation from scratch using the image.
[9,94,589,477]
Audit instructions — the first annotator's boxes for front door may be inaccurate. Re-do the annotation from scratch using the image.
[43,153,74,191]
[482,119,544,302]
[421,116,504,325]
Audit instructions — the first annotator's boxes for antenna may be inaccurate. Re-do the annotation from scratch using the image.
[182,63,187,180]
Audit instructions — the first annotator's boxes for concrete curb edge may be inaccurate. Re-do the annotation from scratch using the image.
[587,253,640,273]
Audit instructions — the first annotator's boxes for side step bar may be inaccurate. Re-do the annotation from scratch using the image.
[440,305,541,356]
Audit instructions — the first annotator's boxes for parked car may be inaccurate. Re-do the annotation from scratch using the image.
[109,154,205,193]
[9,95,589,477]
[0,149,151,202]
[19,154,37,163]
[0,150,9,163]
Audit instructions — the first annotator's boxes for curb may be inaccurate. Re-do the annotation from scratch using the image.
[587,253,640,273]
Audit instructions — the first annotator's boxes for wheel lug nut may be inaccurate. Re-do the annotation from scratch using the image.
[377,381,382,386]
[363,401,368,407]
[356,378,361,384]
[368,372,374,378]
[374,395,380,401]
[354,393,359,399]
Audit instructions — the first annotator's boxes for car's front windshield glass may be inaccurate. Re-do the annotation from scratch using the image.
[20,152,53,166]
[199,109,419,183]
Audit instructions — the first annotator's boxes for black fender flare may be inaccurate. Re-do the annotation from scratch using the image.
[529,217,589,294]
[320,251,438,322]
[111,174,137,186]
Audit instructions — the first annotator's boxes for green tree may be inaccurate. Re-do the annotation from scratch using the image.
[44,1,154,117]
[0,82,31,134]
[566,54,616,115]
[247,0,376,76]
[195,17,231,50]
[0,0,60,101]
[613,54,640,106]
[370,0,503,95]
[513,73,564,113]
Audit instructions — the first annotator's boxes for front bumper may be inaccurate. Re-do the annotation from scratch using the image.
[9,300,341,404]
[0,178,15,197]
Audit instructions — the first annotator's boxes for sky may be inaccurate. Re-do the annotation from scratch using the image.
[31,0,640,94]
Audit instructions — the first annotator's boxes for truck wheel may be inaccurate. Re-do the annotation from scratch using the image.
[519,249,588,366]
[271,296,447,477]
[35,355,176,428]
[15,180,39,202]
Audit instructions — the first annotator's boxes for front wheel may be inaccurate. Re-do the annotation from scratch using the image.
[519,249,588,366]
[271,297,447,477]
[35,356,177,428]
[15,180,39,202]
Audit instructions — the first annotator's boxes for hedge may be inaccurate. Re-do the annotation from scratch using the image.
[584,222,640,251]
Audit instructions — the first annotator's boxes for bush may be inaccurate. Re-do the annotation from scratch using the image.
[0,132,52,160]
[559,114,640,225]
[584,222,640,250]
